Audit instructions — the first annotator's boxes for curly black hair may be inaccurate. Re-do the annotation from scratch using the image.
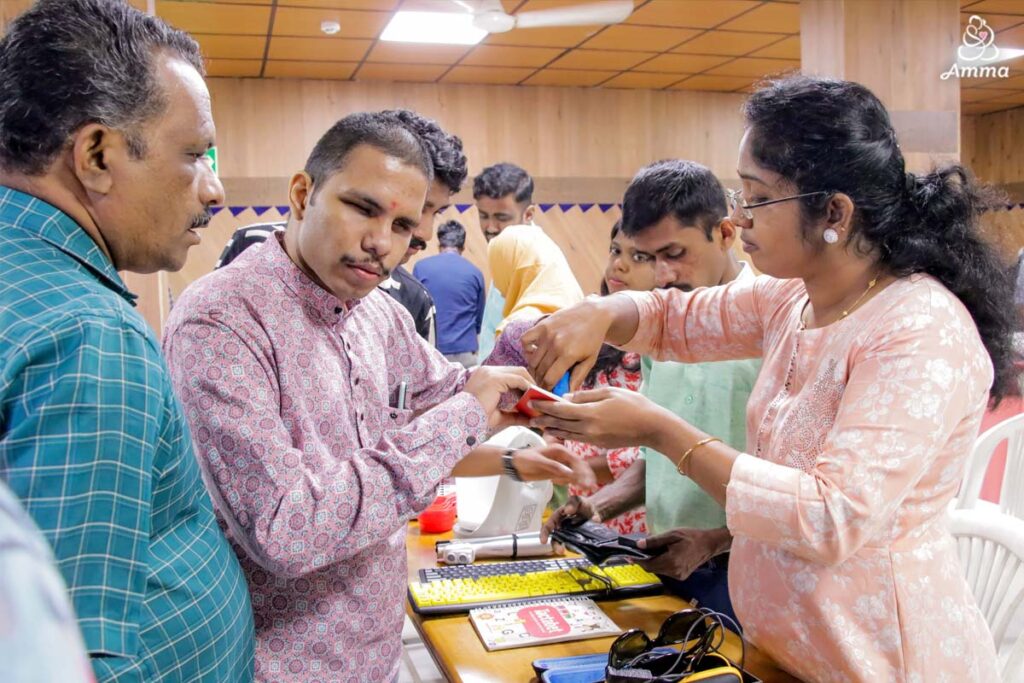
[381,109,468,194]
[744,75,1019,402]
[472,162,534,204]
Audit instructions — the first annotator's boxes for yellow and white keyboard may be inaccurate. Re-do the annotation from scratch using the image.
[408,557,662,615]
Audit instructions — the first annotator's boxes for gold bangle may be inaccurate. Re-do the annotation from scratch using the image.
[676,436,722,476]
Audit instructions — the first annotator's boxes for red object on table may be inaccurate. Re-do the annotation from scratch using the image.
[419,492,457,533]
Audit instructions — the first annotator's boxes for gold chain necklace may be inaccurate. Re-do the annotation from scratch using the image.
[801,275,880,329]
[759,274,882,456]
[840,276,879,319]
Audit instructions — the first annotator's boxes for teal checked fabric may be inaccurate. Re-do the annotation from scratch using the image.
[0,187,254,682]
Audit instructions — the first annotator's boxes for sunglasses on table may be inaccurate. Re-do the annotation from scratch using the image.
[605,607,746,682]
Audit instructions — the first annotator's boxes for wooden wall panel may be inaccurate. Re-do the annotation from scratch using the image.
[0,0,33,27]
[966,107,1024,201]
[206,77,748,184]
[801,0,961,173]
[980,208,1024,261]
[159,78,753,312]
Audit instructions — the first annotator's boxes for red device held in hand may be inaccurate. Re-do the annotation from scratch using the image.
[515,385,567,418]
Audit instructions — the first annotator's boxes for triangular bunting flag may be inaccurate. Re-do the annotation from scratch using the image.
[253,206,270,216]
[210,206,224,216]
[275,206,290,215]
[579,203,594,213]
[558,203,575,213]
[598,203,614,213]
[539,203,554,213]
[229,206,247,217]
[456,203,472,213]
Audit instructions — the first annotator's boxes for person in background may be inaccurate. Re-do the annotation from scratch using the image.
[0,480,94,683]
[528,75,1013,682]
[604,220,657,295]
[0,1,255,680]
[215,109,469,345]
[539,160,759,627]
[376,109,469,344]
[487,220,655,534]
[414,220,486,368]
[164,112,594,682]
[473,162,537,356]
[487,222,584,335]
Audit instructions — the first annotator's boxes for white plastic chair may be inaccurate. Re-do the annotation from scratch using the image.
[949,508,1024,682]
[956,413,1024,520]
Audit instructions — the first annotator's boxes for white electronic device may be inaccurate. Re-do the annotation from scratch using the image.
[436,532,554,565]
[453,427,553,539]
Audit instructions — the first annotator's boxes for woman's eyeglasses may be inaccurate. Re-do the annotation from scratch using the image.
[726,188,831,220]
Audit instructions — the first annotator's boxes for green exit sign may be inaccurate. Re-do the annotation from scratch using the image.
[204,146,218,176]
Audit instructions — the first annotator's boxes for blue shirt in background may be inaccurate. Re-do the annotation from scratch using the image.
[414,251,485,355]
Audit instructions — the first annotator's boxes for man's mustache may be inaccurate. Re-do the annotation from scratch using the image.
[189,211,213,229]
[341,255,389,279]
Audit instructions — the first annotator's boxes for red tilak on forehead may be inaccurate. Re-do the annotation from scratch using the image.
[390,201,397,210]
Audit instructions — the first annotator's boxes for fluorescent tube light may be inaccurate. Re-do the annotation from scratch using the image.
[380,11,487,46]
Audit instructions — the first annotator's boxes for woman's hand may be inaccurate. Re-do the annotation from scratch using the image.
[529,387,669,450]
[520,299,619,390]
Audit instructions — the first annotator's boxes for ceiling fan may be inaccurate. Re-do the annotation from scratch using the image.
[451,0,634,33]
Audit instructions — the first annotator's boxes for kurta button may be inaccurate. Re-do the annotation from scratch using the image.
[685,395,694,404]
[390,412,398,419]
[466,436,477,446]
[354,378,360,385]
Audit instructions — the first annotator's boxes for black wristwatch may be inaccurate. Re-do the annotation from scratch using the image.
[501,449,524,482]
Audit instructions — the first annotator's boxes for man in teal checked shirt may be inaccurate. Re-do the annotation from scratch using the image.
[0,1,254,680]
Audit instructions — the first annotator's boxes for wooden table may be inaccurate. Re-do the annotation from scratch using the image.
[405,522,800,683]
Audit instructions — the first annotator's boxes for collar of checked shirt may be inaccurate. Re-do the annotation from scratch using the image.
[0,186,136,305]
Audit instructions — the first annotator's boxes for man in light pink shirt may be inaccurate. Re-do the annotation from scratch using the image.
[163,112,590,681]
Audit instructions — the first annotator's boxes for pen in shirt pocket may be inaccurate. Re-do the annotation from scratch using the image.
[397,381,408,410]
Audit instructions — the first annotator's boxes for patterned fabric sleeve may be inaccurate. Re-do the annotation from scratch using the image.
[164,315,488,579]
[605,444,642,479]
[726,290,993,565]
[482,318,533,368]
[620,276,801,363]
[388,301,470,413]
[0,315,160,667]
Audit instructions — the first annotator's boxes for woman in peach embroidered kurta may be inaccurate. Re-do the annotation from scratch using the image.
[620,273,999,682]
[525,75,1014,683]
